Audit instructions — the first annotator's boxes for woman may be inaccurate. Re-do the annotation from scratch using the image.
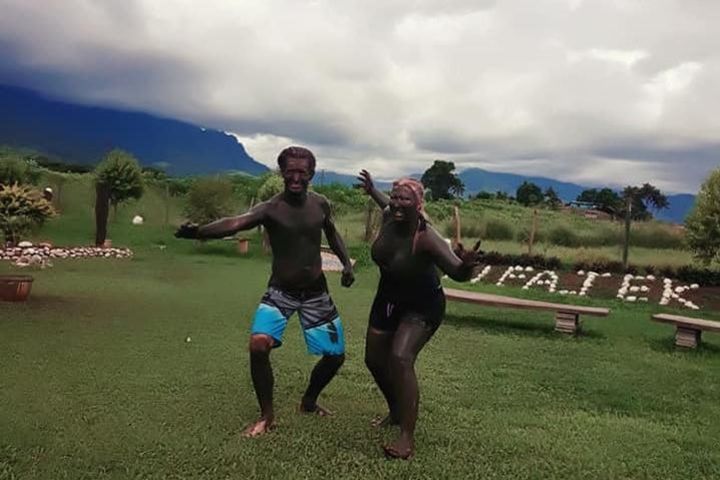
[357,170,481,459]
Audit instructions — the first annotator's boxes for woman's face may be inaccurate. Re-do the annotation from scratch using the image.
[389,185,418,223]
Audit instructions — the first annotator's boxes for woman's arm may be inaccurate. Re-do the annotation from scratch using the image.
[422,226,482,281]
[357,169,390,209]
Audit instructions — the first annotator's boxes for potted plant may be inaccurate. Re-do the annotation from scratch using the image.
[0,183,55,302]
[0,275,34,302]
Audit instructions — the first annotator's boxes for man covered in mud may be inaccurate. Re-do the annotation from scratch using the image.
[175,146,354,436]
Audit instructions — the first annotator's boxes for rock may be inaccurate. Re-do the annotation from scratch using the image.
[132,215,145,225]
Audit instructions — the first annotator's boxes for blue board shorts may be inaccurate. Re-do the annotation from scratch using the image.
[250,286,345,356]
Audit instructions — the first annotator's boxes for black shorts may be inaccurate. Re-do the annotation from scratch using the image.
[368,286,446,333]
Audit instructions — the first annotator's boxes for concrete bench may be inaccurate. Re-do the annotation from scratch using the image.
[443,288,610,334]
[651,313,720,348]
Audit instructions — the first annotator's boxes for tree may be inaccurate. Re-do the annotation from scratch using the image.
[619,183,669,267]
[0,183,56,246]
[543,187,563,209]
[94,149,144,246]
[576,188,622,216]
[685,168,720,265]
[516,181,543,206]
[474,191,494,200]
[420,160,464,200]
[184,177,236,225]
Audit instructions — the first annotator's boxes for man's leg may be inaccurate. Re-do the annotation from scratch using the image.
[299,294,346,415]
[300,353,345,415]
[244,296,289,437]
[244,334,276,437]
[365,326,398,426]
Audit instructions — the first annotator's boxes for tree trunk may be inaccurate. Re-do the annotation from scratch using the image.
[622,197,632,269]
[95,183,110,246]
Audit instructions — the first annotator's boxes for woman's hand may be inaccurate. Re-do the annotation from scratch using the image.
[356,169,374,194]
[174,222,200,239]
[453,240,484,267]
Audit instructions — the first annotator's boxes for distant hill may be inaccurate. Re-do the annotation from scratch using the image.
[0,84,694,223]
[314,167,695,224]
[0,85,267,175]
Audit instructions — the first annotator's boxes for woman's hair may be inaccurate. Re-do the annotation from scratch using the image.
[392,178,428,254]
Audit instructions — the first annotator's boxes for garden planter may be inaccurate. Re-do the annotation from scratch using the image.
[237,238,250,255]
[0,275,34,302]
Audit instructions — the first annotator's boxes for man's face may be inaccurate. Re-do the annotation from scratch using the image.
[281,157,313,194]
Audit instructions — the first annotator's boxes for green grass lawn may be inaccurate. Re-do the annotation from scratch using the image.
[2,238,720,479]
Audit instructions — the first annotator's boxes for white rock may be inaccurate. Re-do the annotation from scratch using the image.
[132,215,144,225]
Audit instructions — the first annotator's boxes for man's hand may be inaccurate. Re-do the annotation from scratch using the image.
[341,266,355,287]
[356,169,374,194]
[174,222,200,240]
[453,240,484,267]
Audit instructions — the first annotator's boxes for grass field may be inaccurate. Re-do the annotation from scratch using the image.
[2,235,720,479]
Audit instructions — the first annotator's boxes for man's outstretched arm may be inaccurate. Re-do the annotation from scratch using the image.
[322,200,354,287]
[176,203,268,240]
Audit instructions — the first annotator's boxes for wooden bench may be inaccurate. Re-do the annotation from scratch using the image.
[651,313,720,348]
[443,288,610,335]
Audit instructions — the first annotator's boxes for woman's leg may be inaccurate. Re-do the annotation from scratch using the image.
[365,325,398,426]
[384,316,435,459]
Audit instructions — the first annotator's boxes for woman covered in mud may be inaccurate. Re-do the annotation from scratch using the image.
[357,170,482,459]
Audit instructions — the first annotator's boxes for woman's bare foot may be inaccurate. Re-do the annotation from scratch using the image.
[383,435,414,460]
[299,401,333,416]
[371,414,399,428]
[242,417,275,437]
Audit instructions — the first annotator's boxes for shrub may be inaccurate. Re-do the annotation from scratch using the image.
[0,183,56,245]
[547,225,580,247]
[184,178,236,224]
[484,219,515,241]
[257,173,284,201]
[0,156,40,186]
[630,223,685,249]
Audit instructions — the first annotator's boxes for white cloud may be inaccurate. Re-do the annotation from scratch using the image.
[0,0,718,193]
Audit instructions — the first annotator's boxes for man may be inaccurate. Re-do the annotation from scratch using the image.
[175,146,354,437]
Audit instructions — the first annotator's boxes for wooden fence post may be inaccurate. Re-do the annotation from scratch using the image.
[528,209,538,255]
[453,205,461,247]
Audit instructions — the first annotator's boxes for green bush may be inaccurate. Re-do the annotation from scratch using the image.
[184,178,236,224]
[0,183,56,245]
[484,218,515,241]
[547,224,580,247]
[0,156,40,186]
[630,223,685,249]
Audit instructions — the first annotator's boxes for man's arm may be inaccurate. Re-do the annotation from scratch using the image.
[423,227,481,281]
[357,170,390,209]
[195,203,268,239]
[321,199,354,287]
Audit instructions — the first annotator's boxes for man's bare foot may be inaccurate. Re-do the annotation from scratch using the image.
[383,435,414,460]
[242,417,275,437]
[371,414,399,428]
[299,401,333,416]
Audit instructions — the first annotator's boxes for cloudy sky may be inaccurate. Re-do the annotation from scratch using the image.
[1,0,718,193]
